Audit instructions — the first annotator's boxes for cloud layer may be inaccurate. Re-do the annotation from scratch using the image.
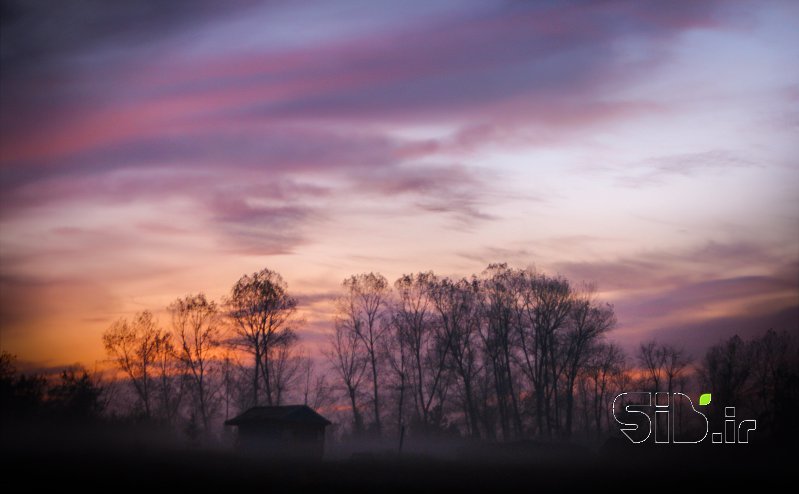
[1,0,797,366]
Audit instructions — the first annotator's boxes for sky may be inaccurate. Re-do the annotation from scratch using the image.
[1,0,797,370]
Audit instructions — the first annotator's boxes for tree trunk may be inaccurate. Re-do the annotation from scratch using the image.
[349,387,364,434]
[252,350,260,406]
[370,353,381,435]
[564,376,575,438]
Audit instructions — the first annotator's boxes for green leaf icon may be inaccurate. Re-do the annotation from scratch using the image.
[699,393,711,406]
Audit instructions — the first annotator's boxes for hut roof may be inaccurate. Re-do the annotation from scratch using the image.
[224,405,332,427]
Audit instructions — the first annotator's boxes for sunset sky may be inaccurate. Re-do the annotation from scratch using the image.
[1,0,797,370]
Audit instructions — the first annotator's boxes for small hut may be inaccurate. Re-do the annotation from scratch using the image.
[225,405,332,460]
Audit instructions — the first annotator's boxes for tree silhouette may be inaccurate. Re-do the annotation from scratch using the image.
[102,310,164,419]
[48,366,105,421]
[336,273,390,436]
[325,317,367,434]
[226,268,298,407]
[170,293,223,435]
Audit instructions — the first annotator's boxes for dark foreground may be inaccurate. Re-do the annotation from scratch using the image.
[1,429,792,493]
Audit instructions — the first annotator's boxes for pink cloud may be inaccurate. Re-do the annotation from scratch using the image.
[1,0,795,369]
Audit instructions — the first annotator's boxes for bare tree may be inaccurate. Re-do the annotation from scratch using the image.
[226,268,298,406]
[583,342,626,438]
[428,276,483,438]
[169,293,223,434]
[663,345,691,395]
[102,310,162,419]
[637,341,663,392]
[638,340,690,395]
[699,334,751,410]
[749,329,798,432]
[300,352,334,410]
[480,264,524,440]
[562,285,616,437]
[393,272,450,432]
[636,340,690,440]
[267,335,302,406]
[220,350,240,421]
[325,320,367,434]
[153,330,183,425]
[338,273,390,435]
[385,309,411,436]
[514,269,573,437]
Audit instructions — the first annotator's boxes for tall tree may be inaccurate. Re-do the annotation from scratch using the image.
[267,335,302,406]
[480,264,523,440]
[153,330,183,425]
[102,310,163,419]
[169,293,223,434]
[637,341,663,392]
[393,272,448,431]
[749,329,798,434]
[699,334,751,412]
[220,351,240,421]
[562,286,615,437]
[385,305,411,436]
[428,276,483,438]
[637,341,690,395]
[508,268,575,437]
[300,352,334,411]
[338,273,390,435]
[583,342,626,438]
[226,269,298,406]
[325,320,367,434]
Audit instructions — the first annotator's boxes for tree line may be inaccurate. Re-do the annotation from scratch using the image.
[1,264,796,445]
[328,265,621,441]
[98,269,332,441]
